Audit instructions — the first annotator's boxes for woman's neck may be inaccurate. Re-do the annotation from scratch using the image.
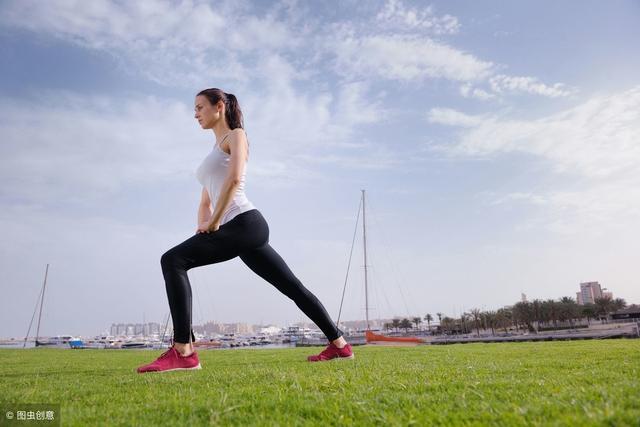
[212,123,232,144]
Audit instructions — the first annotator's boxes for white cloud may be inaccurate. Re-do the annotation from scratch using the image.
[483,182,640,236]
[0,0,572,104]
[427,107,485,127]
[0,78,393,208]
[489,192,548,206]
[0,91,202,205]
[323,2,569,99]
[293,143,403,170]
[331,32,493,83]
[459,83,495,100]
[431,87,640,234]
[333,81,390,128]
[489,74,575,98]
[0,0,297,87]
[441,87,640,178]
[460,77,574,101]
[376,0,460,34]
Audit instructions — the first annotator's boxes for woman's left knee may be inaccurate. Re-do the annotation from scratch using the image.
[161,248,183,270]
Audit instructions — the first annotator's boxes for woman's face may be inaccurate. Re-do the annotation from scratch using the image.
[194,95,223,129]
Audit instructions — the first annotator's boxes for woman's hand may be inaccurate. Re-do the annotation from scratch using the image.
[196,220,220,234]
[207,220,220,233]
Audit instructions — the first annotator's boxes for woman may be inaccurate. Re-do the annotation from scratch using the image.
[137,88,354,373]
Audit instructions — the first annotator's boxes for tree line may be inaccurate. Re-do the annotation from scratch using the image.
[383,295,629,336]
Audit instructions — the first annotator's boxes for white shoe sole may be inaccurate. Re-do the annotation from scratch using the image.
[138,363,202,373]
[308,354,355,362]
[333,355,355,361]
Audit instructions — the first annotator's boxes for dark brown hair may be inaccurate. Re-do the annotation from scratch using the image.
[196,88,244,130]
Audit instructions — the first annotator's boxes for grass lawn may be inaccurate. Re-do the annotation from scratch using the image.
[0,339,638,426]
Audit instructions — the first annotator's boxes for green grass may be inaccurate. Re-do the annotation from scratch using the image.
[1,340,639,426]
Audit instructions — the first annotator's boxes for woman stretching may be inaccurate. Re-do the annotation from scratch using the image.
[137,88,354,373]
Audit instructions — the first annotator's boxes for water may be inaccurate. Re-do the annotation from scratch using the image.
[0,342,297,350]
[0,342,34,349]
[223,343,296,350]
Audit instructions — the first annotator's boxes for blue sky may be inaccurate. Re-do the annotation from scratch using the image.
[1,0,639,338]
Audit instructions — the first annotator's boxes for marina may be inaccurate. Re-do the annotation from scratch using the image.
[10,192,637,354]
[2,326,341,350]
[4,322,638,350]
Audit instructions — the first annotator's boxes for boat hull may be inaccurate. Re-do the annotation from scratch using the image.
[365,330,424,344]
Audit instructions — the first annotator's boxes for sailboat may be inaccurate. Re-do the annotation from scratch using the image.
[23,264,84,349]
[338,190,425,345]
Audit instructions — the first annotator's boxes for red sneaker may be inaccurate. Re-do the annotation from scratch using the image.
[307,342,354,362]
[136,347,201,373]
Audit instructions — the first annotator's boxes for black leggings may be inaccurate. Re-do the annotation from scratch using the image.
[160,209,343,344]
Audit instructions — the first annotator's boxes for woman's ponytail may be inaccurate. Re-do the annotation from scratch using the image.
[224,92,244,130]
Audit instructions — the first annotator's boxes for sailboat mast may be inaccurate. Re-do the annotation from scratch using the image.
[362,190,369,330]
[35,263,50,344]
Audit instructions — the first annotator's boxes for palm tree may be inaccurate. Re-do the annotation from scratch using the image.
[484,310,497,335]
[581,304,596,325]
[613,298,627,312]
[441,316,455,335]
[383,322,393,332]
[595,296,615,322]
[513,301,535,332]
[412,317,422,331]
[435,312,444,335]
[460,312,471,335]
[496,308,512,333]
[545,299,559,329]
[391,318,401,332]
[532,299,543,330]
[559,296,578,328]
[400,318,413,332]
[470,308,482,337]
[424,314,433,332]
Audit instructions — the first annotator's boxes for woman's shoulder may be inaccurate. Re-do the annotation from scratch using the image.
[229,128,249,145]
[223,128,249,153]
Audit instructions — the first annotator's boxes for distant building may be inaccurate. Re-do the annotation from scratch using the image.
[143,322,161,336]
[577,281,603,305]
[110,323,126,336]
[332,318,388,332]
[134,324,144,335]
[610,305,640,321]
[260,326,281,335]
[234,323,253,334]
[521,293,528,303]
[110,322,163,337]
[194,321,255,336]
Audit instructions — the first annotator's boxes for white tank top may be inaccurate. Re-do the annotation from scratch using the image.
[195,130,256,225]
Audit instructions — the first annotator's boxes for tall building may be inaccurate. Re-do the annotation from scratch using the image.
[110,322,163,337]
[234,323,253,334]
[577,281,603,305]
[194,321,255,335]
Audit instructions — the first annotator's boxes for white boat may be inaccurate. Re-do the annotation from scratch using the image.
[36,335,84,348]
[24,264,86,348]
[120,341,152,349]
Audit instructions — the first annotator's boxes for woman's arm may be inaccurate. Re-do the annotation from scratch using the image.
[207,128,249,231]
[197,186,212,226]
